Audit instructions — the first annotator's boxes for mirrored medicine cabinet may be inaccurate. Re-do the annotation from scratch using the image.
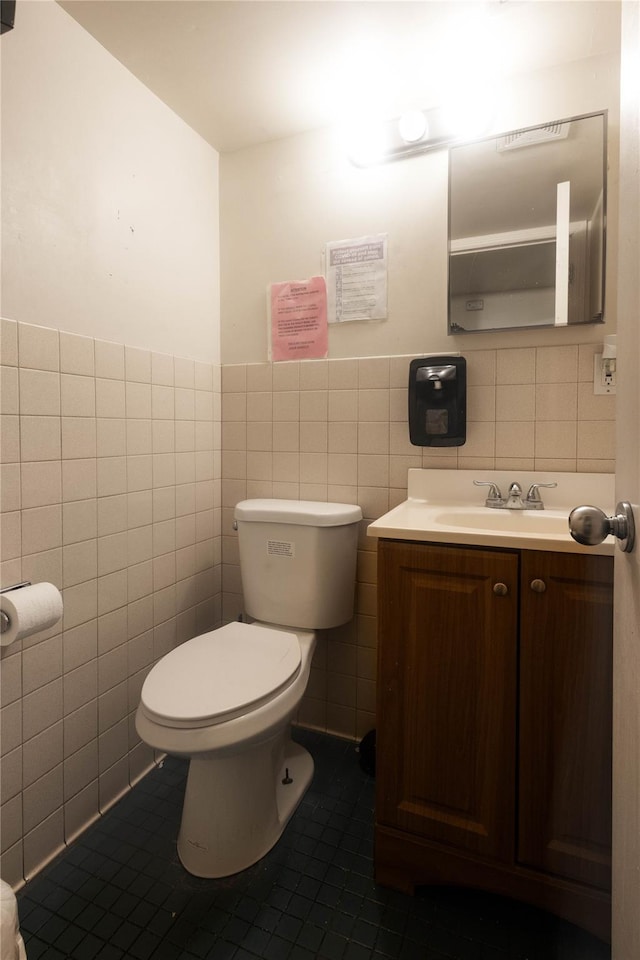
[447,111,606,334]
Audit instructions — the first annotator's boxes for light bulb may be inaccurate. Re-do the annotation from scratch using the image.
[398,110,428,144]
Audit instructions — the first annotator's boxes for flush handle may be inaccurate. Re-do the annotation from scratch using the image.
[568,502,635,553]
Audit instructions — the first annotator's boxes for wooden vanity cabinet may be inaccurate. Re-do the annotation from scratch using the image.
[375,539,613,942]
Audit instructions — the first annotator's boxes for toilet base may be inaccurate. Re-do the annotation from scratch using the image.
[177,727,313,878]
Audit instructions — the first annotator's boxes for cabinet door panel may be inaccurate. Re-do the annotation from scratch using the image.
[518,551,613,891]
[377,540,518,862]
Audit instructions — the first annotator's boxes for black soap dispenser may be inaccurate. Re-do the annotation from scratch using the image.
[408,356,466,447]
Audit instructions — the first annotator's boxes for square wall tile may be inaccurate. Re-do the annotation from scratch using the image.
[60,332,94,377]
[19,369,60,416]
[63,499,97,545]
[127,419,153,456]
[21,462,61,509]
[536,345,578,384]
[98,606,128,655]
[467,350,496,386]
[63,741,98,801]
[97,532,128,577]
[125,346,151,383]
[18,322,59,372]
[21,505,62,556]
[97,458,127,497]
[22,636,63,697]
[152,385,174,420]
[96,380,126,419]
[61,375,95,417]
[21,416,61,462]
[328,359,358,389]
[63,580,98,631]
[273,362,299,391]
[496,384,535,422]
[128,490,153,529]
[535,421,577,460]
[126,382,152,420]
[95,340,125,380]
[97,495,128,537]
[152,352,174,386]
[535,382,578,421]
[358,357,390,389]
[63,619,98,672]
[63,700,98,760]
[174,357,195,389]
[467,385,496,422]
[496,348,535,385]
[328,391,357,422]
[22,678,63,741]
[577,420,616,460]
[97,570,127,616]
[62,459,96,502]
[22,752,62,820]
[97,419,126,458]
[195,360,214,391]
[61,418,97,460]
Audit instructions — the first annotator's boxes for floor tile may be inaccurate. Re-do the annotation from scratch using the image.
[17,729,610,960]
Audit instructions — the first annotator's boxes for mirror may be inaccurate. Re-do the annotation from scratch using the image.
[448,112,606,334]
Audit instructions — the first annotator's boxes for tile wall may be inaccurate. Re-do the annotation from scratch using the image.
[0,318,222,886]
[220,344,616,741]
[0,330,615,887]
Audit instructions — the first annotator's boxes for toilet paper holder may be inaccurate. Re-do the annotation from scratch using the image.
[0,582,31,634]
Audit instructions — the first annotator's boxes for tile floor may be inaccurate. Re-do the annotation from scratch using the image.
[17,729,610,960]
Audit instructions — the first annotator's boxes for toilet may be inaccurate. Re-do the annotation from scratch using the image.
[136,498,362,878]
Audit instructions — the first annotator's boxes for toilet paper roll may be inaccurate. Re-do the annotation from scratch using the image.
[0,582,63,647]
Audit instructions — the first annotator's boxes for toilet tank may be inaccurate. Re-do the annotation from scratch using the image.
[234,499,363,630]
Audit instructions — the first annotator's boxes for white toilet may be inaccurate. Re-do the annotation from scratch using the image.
[136,498,362,878]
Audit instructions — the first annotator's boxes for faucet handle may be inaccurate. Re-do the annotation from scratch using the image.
[526,481,557,503]
[474,480,504,505]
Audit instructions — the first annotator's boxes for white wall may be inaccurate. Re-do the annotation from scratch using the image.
[0,0,222,888]
[1,0,220,363]
[220,52,620,365]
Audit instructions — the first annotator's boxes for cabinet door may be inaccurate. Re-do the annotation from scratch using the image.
[518,551,613,891]
[377,540,518,862]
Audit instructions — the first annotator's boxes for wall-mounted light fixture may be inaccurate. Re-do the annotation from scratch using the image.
[347,96,495,167]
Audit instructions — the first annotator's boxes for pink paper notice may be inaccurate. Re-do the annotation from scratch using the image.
[270,276,328,362]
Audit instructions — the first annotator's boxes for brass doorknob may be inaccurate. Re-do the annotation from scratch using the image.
[493,582,508,596]
[530,579,546,593]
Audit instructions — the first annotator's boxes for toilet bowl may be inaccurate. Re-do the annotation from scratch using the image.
[136,498,362,878]
[137,621,316,877]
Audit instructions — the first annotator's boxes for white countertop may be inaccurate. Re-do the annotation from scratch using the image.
[367,469,615,556]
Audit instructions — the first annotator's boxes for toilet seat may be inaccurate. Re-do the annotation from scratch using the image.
[140,622,301,729]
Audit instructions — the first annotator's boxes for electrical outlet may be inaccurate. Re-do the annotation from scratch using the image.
[593,353,617,395]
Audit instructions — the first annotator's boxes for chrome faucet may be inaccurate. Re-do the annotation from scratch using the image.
[474,480,557,510]
[505,482,525,509]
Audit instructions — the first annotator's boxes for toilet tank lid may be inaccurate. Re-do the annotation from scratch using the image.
[234,499,362,527]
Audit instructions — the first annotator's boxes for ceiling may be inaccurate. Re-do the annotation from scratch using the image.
[58,1,620,154]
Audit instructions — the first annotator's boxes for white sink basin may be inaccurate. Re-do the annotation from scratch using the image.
[367,469,615,555]
[433,508,571,536]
